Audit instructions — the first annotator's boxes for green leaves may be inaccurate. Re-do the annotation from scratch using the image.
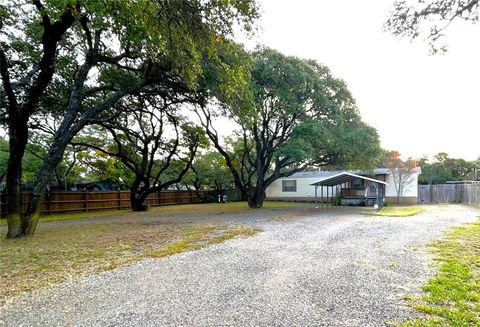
[247,47,380,170]
[180,123,210,149]
[419,153,479,184]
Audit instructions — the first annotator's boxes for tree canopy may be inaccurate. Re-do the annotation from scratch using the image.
[74,93,209,211]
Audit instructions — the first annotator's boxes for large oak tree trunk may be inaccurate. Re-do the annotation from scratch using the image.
[247,186,266,209]
[130,193,149,212]
[5,117,29,239]
[129,180,149,212]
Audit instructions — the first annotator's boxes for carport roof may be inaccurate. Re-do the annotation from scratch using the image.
[310,172,388,187]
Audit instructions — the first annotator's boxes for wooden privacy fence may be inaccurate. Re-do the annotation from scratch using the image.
[0,190,208,217]
[418,184,480,206]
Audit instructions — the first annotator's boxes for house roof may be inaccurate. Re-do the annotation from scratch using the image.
[288,171,339,179]
[288,168,391,179]
[310,172,388,187]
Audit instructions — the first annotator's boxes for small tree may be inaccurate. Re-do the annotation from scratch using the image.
[75,94,208,211]
[182,151,234,195]
[384,151,419,204]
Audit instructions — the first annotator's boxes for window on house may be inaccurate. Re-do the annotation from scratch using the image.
[282,180,297,192]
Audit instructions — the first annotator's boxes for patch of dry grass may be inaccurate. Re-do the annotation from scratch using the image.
[0,201,316,304]
[0,216,259,305]
[0,201,312,225]
[0,209,132,225]
[370,206,424,217]
[148,225,260,258]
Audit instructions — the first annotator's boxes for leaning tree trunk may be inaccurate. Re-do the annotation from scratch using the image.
[23,134,73,236]
[5,117,29,239]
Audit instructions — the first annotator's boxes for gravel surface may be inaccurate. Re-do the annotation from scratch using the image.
[1,205,478,327]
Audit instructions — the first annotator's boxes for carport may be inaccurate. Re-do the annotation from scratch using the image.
[311,172,387,208]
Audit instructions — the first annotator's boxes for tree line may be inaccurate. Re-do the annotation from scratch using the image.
[418,153,480,184]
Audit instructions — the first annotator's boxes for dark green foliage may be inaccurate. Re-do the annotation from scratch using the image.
[419,152,480,184]
[74,94,209,211]
[182,151,235,193]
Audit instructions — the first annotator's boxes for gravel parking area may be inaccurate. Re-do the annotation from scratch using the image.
[1,205,478,326]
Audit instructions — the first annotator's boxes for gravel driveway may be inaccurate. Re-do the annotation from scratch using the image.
[1,205,478,326]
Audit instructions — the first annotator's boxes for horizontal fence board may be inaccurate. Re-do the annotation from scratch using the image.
[418,184,480,206]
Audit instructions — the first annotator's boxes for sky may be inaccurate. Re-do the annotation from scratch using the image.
[235,0,480,161]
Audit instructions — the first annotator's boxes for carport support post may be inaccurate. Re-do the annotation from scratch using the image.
[333,186,336,207]
[314,185,318,208]
[327,186,329,208]
[321,186,323,209]
[330,186,333,207]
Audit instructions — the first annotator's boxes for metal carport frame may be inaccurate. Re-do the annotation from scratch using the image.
[311,172,388,208]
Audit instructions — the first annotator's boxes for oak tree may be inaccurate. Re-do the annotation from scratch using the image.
[74,94,208,211]
[198,48,381,208]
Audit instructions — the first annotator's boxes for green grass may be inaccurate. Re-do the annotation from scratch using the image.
[370,206,424,217]
[399,218,480,326]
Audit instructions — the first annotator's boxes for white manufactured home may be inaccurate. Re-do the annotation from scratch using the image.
[265,168,421,205]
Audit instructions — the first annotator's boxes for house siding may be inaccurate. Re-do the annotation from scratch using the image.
[265,177,339,201]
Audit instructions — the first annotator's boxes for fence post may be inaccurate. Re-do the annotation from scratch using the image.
[46,190,51,215]
[83,192,88,212]
[117,190,121,210]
